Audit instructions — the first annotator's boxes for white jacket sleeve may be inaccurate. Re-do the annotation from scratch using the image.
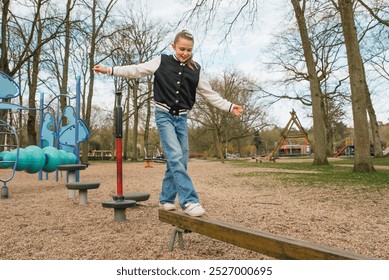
[111,56,161,79]
[197,71,234,113]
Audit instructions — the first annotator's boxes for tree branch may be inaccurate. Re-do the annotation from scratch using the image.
[358,0,389,27]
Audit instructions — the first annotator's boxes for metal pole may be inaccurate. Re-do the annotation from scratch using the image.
[38,92,44,181]
[75,76,81,182]
[115,91,123,199]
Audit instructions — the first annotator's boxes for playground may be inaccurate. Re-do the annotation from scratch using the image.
[0,158,388,260]
[0,71,387,259]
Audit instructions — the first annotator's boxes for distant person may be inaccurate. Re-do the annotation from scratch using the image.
[93,30,243,216]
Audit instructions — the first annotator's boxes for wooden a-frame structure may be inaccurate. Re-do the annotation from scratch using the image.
[265,110,313,161]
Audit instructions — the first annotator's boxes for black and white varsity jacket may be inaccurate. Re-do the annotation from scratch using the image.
[110,54,234,115]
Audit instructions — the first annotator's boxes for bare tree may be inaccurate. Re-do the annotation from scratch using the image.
[290,0,329,165]
[46,0,77,110]
[26,3,43,145]
[0,0,70,76]
[77,0,117,163]
[265,1,350,157]
[357,0,389,156]
[0,0,73,145]
[336,0,375,172]
[193,70,268,160]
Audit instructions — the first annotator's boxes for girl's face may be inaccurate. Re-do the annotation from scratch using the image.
[172,37,193,63]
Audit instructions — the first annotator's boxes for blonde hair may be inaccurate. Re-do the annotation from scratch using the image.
[174,30,199,70]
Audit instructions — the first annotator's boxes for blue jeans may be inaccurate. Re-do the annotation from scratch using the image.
[155,107,199,209]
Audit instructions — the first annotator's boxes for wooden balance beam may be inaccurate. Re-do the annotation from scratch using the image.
[159,209,373,260]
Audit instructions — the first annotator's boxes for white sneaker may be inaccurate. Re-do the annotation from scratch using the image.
[184,202,205,217]
[159,202,177,211]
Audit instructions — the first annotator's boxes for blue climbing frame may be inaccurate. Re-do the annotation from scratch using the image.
[0,71,90,196]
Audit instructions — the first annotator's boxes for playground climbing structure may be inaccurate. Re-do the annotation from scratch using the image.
[264,110,313,161]
[0,71,90,198]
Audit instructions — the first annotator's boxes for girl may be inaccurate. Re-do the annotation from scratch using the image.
[93,30,243,216]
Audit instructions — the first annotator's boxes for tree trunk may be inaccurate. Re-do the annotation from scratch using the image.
[82,1,97,164]
[27,11,43,146]
[0,0,11,146]
[82,0,116,163]
[0,0,10,73]
[326,123,334,156]
[291,0,328,165]
[323,98,333,156]
[365,85,383,157]
[27,65,38,145]
[338,0,374,172]
[143,78,153,154]
[59,0,72,111]
[213,127,224,162]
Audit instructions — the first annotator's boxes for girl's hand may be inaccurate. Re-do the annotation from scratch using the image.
[232,105,243,116]
[93,65,110,75]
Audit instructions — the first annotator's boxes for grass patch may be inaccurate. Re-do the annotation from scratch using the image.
[288,167,389,188]
[227,157,389,188]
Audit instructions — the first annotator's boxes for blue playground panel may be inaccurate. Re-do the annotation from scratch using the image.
[41,112,55,147]
[58,106,90,152]
[0,102,28,111]
[0,72,20,99]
